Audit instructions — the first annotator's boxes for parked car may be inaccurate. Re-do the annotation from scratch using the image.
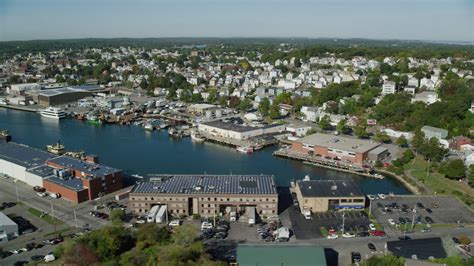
[44,254,56,262]
[452,237,460,244]
[377,194,386,199]
[421,227,432,233]
[416,202,424,209]
[33,186,46,192]
[368,243,376,252]
[327,234,339,239]
[351,252,361,263]
[371,230,386,237]
[357,231,370,237]
[425,216,434,224]
[368,223,376,231]
[342,232,355,238]
[36,192,47,197]
[398,217,406,224]
[388,219,396,226]
[426,208,432,213]
[168,220,181,227]
[367,195,376,201]
[398,235,411,240]
[201,222,213,230]
[30,255,44,261]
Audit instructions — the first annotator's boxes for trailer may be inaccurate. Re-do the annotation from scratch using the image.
[247,206,256,225]
[155,205,167,224]
[147,205,160,223]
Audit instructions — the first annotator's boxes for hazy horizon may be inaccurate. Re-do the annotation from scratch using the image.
[0,0,473,43]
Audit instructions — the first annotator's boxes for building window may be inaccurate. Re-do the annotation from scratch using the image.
[353,199,364,203]
[240,199,242,201]
[266,198,269,202]
[145,198,147,201]
[214,198,217,201]
[305,199,308,203]
[139,209,142,212]
[208,197,211,201]
[151,197,154,201]
[227,198,229,201]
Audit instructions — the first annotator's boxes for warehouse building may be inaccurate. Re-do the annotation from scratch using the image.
[198,120,286,141]
[291,133,381,164]
[130,175,278,218]
[44,155,123,203]
[34,85,102,107]
[0,141,123,203]
[0,212,18,243]
[293,178,366,213]
[0,142,56,187]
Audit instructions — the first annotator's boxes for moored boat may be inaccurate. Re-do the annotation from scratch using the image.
[46,141,65,155]
[143,123,154,131]
[40,107,67,119]
[237,146,253,154]
[86,114,103,125]
[190,132,205,142]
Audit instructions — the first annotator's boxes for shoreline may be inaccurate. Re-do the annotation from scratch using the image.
[0,104,39,113]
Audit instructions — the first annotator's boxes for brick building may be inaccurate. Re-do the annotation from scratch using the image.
[129,175,278,218]
[291,133,381,164]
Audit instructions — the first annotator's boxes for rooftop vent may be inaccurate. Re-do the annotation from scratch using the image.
[308,185,312,189]
[331,185,338,190]
[194,185,203,191]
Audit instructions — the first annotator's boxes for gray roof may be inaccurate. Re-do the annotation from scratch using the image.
[38,85,99,97]
[296,133,380,154]
[201,120,282,133]
[368,146,388,155]
[387,237,447,260]
[0,212,17,227]
[131,175,277,195]
[26,165,56,178]
[45,176,86,192]
[297,179,364,198]
[0,142,56,168]
[421,126,448,138]
[48,156,121,179]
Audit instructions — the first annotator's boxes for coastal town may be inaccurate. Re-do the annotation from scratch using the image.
[0,39,473,265]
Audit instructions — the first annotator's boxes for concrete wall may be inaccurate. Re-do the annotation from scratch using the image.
[0,159,27,184]
[24,171,45,187]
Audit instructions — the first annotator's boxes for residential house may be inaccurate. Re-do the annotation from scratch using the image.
[411,91,440,105]
[381,81,396,95]
[421,126,448,140]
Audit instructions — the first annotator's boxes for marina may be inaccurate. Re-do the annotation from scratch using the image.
[0,108,410,195]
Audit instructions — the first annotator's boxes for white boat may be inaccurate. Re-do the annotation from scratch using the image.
[40,107,67,119]
[143,123,154,131]
[190,132,205,142]
[237,146,253,154]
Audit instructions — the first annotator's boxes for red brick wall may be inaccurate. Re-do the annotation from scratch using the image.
[291,142,304,153]
[314,146,328,157]
[84,172,123,200]
[43,180,89,203]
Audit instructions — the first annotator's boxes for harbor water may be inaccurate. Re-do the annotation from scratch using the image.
[0,108,410,195]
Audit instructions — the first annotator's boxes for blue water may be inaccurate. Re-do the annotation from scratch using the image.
[0,108,409,194]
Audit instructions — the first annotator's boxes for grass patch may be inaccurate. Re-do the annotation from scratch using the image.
[28,208,63,225]
[43,227,74,238]
[405,156,474,209]
[320,227,328,237]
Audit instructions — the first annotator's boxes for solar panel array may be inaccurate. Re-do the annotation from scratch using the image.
[48,156,120,179]
[132,175,277,195]
[0,142,55,168]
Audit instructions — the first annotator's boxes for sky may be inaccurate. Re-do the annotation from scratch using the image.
[0,0,473,42]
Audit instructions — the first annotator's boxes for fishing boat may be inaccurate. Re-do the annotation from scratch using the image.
[86,114,103,125]
[0,130,12,143]
[253,143,264,150]
[143,123,154,131]
[237,146,253,154]
[190,132,205,142]
[373,173,385,179]
[46,141,65,155]
[168,128,182,138]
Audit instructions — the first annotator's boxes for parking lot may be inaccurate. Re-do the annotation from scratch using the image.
[287,205,371,240]
[372,195,474,228]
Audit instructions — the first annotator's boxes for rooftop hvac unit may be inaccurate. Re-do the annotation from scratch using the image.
[331,185,338,190]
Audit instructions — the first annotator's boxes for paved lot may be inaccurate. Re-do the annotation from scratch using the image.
[288,205,371,240]
[372,195,474,229]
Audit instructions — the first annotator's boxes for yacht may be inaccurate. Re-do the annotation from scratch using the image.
[40,107,67,119]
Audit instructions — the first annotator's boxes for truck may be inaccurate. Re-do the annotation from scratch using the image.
[49,192,61,199]
[303,208,311,220]
[155,205,167,224]
[147,205,160,223]
[247,206,256,225]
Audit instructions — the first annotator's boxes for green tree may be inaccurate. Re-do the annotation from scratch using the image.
[319,115,332,130]
[109,209,124,225]
[361,254,405,266]
[239,98,252,111]
[258,97,271,117]
[375,132,391,143]
[396,135,408,147]
[336,119,350,135]
[354,126,369,139]
[423,137,448,162]
[269,102,280,119]
[172,224,198,246]
[135,223,171,247]
[439,159,466,179]
[469,166,474,187]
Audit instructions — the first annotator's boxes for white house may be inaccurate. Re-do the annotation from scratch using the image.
[300,106,319,122]
[381,81,396,95]
[411,91,440,105]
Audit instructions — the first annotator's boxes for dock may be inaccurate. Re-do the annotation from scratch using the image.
[273,148,385,179]
[0,104,40,113]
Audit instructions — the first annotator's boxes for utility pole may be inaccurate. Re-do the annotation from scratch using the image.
[411,205,417,231]
[368,199,372,217]
[14,181,19,202]
[74,209,78,229]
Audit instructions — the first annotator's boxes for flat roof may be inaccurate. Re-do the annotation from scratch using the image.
[0,212,17,227]
[368,146,388,155]
[0,142,56,168]
[131,175,277,195]
[26,165,56,178]
[38,85,100,97]
[48,156,121,179]
[237,245,326,266]
[296,133,379,154]
[201,120,283,133]
[45,176,87,192]
[387,237,447,260]
[297,179,364,198]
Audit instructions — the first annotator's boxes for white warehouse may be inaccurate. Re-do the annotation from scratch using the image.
[0,212,18,243]
[198,120,286,141]
[0,142,56,187]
